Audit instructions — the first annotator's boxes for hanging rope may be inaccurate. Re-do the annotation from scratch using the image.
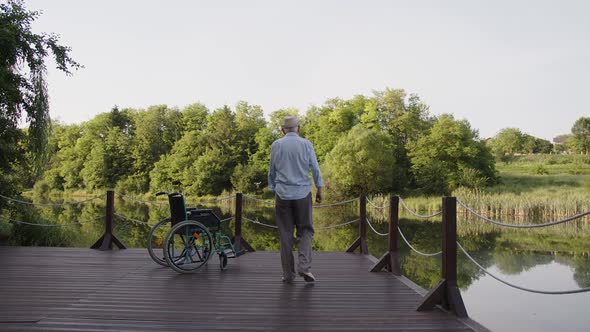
[0,194,101,207]
[313,197,360,208]
[366,197,388,209]
[457,241,590,294]
[457,200,590,229]
[316,218,359,230]
[243,217,278,229]
[114,213,233,227]
[187,195,234,205]
[366,218,388,236]
[113,213,152,226]
[398,226,442,257]
[219,217,233,223]
[243,217,358,230]
[399,197,442,218]
[116,193,167,206]
[244,195,360,208]
[243,195,274,206]
[1,215,104,227]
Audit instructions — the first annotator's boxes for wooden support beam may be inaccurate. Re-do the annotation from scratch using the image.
[346,195,368,254]
[416,196,467,317]
[91,190,126,250]
[370,194,401,275]
[233,192,254,255]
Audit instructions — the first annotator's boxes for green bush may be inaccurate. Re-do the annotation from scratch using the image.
[0,221,13,239]
[532,164,549,175]
[32,180,51,196]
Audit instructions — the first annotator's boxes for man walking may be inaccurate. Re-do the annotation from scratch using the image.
[268,115,324,283]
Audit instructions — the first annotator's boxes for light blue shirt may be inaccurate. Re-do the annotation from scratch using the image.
[268,132,324,200]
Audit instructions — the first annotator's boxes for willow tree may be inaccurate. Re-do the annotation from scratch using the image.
[0,0,81,196]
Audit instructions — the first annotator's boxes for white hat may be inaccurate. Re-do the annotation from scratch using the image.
[281,116,300,128]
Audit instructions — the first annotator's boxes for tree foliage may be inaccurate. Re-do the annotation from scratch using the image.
[323,125,400,196]
[571,117,590,154]
[409,114,497,195]
[488,128,553,161]
[0,0,80,200]
[31,89,503,198]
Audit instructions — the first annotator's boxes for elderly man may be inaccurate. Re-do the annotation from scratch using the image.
[268,115,324,283]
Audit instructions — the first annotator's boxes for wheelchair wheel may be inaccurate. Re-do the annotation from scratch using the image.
[147,218,170,266]
[219,252,228,271]
[163,220,214,274]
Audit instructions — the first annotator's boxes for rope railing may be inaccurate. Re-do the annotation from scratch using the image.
[0,194,102,207]
[114,213,234,227]
[457,240,590,295]
[0,214,104,227]
[116,193,167,206]
[457,200,590,229]
[316,218,359,230]
[399,197,442,219]
[243,194,360,209]
[366,197,388,209]
[114,213,152,226]
[313,197,359,208]
[243,216,359,230]
[243,195,274,206]
[244,216,278,229]
[117,193,234,207]
[187,195,234,205]
[399,226,442,257]
[366,217,388,236]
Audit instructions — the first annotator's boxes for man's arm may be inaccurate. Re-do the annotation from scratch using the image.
[308,142,324,203]
[268,142,277,192]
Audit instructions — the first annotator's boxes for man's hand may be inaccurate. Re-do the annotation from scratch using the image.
[315,187,323,204]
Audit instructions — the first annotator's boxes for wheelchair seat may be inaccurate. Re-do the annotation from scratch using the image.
[167,193,221,232]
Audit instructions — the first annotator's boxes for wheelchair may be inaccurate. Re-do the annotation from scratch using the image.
[147,192,237,273]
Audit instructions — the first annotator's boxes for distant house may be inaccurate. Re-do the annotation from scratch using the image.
[552,135,571,154]
[553,135,569,144]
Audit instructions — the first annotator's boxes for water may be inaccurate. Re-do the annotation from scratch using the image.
[462,257,590,332]
[2,194,589,331]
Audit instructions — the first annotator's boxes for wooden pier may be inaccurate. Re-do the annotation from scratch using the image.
[0,247,487,331]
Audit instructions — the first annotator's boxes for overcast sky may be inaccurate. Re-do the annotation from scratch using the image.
[27,0,589,140]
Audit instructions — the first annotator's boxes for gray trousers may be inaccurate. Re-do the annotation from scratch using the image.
[275,193,314,279]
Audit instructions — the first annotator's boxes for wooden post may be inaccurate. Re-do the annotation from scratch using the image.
[370,194,401,275]
[233,193,254,255]
[91,190,126,250]
[417,196,467,317]
[346,195,369,254]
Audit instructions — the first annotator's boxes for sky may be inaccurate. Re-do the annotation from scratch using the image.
[25,0,590,141]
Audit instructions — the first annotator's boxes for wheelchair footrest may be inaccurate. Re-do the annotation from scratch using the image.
[223,248,237,258]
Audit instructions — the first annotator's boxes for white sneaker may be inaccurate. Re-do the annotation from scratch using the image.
[299,272,316,282]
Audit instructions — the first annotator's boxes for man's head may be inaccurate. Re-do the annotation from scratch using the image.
[281,115,300,133]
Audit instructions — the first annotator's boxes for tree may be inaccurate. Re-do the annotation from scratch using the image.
[323,125,400,197]
[409,114,497,195]
[0,0,81,199]
[488,128,524,161]
[129,105,183,192]
[522,134,553,154]
[234,101,266,164]
[571,117,590,154]
[182,103,209,132]
[303,98,363,163]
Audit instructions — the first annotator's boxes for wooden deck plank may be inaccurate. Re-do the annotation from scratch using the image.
[0,247,478,331]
